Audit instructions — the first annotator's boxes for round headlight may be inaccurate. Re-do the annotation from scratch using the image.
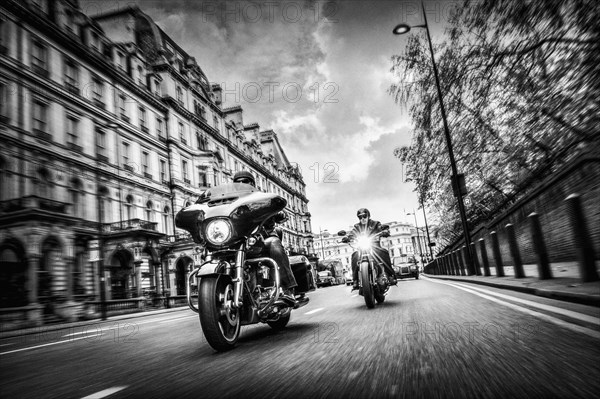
[357,235,372,251]
[205,219,232,245]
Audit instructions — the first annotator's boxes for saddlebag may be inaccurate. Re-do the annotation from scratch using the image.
[290,259,311,293]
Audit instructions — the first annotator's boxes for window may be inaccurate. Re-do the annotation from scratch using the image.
[125,195,134,220]
[96,128,106,157]
[137,65,144,85]
[64,58,79,94]
[176,86,183,104]
[213,169,219,187]
[91,77,104,105]
[178,122,186,144]
[32,99,47,132]
[70,179,83,218]
[145,201,153,222]
[139,106,147,131]
[156,117,164,138]
[66,115,79,146]
[213,116,219,130]
[90,31,100,52]
[154,79,161,96]
[160,159,167,182]
[182,160,188,181]
[31,39,48,75]
[122,142,130,166]
[0,18,8,54]
[198,170,207,187]
[142,150,149,175]
[64,9,76,32]
[117,51,125,71]
[118,93,127,120]
[163,207,171,235]
[197,132,207,150]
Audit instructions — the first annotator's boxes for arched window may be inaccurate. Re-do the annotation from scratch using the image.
[125,195,134,220]
[145,201,153,222]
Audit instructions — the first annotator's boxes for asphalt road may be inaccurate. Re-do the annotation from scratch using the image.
[1,276,599,399]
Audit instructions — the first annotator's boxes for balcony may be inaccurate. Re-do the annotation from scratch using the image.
[102,218,158,234]
[123,164,134,173]
[0,196,69,215]
[120,113,129,123]
[183,178,190,184]
[181,138,187,145]
[158,135,167,143]
[33,129,52,142]
[144,172,153,180]
[141,125,149,133]
[96,154,109,163]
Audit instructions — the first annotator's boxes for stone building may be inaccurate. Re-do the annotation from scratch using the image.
[0,0,313,327]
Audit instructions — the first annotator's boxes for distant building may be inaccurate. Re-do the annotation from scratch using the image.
[0,0,313,327]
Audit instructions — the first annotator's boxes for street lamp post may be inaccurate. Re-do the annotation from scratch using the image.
[407,210,424,266]
[394,1,473,274]
[319,227,327,261]
[420,198,435,260]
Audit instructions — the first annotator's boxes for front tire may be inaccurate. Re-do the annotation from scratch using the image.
[198,275,241,352]
[360,261,375,308]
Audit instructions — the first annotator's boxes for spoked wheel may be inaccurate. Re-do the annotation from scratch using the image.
[360,261,375,309]
[267,310,291,331]
[198,275,241,352]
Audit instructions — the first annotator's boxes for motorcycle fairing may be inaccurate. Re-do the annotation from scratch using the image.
[175,183,287,248]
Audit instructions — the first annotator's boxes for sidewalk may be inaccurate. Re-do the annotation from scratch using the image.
[0,305,190,340]
[424,262,600,307]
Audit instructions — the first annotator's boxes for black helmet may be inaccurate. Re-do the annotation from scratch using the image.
[357,208,370,219]
[233,170,256,187]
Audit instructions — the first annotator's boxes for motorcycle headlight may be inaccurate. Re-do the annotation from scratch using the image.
[205,219,232,245]
[357,236,372,251]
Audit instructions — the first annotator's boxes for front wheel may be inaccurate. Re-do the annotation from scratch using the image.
[198,275,241,352]
[360,261,375,308]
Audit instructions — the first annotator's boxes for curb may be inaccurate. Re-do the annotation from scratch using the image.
[422,274,600,307]
[0,306,190,340]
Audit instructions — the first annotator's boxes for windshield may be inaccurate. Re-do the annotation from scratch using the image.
[195,182,256,204]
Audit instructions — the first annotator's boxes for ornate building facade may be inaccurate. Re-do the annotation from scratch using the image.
[0,0,314,327]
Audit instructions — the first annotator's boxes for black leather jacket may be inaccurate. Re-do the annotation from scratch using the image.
[351,219,388,248]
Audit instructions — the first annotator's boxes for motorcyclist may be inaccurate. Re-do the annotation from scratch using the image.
[232,171,302,306]
[350,208,397,291]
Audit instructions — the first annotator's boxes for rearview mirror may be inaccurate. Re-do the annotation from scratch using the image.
[337,230,347,236]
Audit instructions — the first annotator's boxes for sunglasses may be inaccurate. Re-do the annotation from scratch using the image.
[358,215,368,219]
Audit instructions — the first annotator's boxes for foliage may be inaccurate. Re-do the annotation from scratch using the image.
[389,0,600,243]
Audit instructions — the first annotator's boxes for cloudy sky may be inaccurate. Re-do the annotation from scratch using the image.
[82,0,454,231]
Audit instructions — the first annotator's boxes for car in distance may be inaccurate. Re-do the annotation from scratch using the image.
[393,258,419,280]
[316,270,336,287]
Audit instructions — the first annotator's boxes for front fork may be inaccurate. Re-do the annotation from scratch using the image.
[187,243,282,314]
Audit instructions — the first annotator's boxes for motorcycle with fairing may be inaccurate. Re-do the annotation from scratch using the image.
[337,226,391,308]
[175,182,313,351]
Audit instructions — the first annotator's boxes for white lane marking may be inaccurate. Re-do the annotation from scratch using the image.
[304,308,324,315]
[0,334,102,355]
[81,386,127,399]
[451,282,600,326]
[158,315,197,324]
[429,279,600,339]
[62,331,91,337]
